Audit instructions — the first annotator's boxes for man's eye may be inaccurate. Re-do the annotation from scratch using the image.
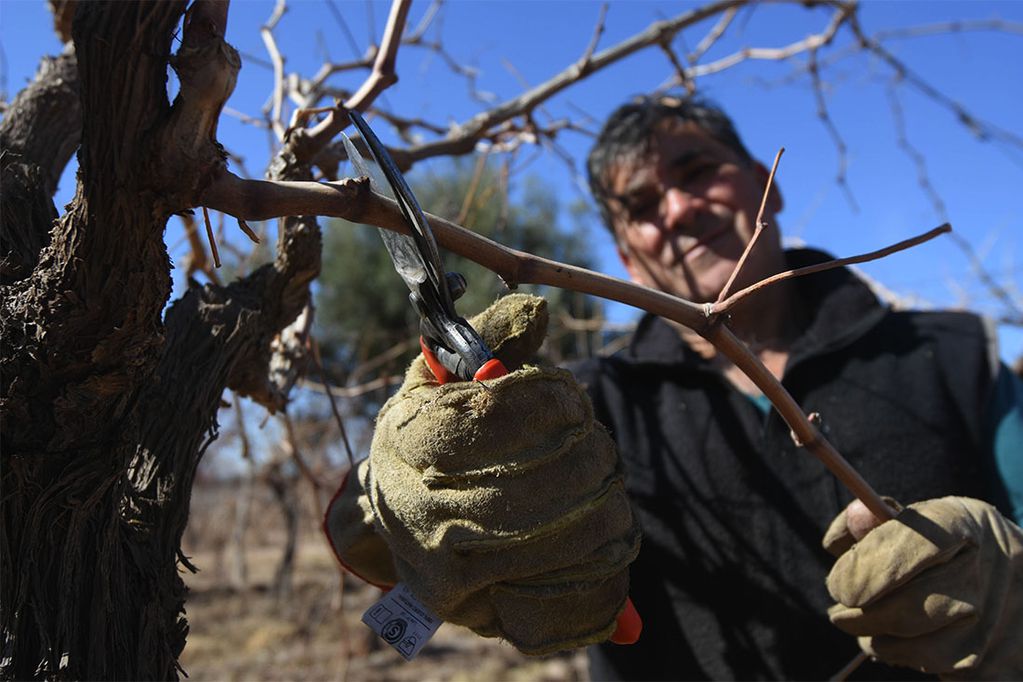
[627,196,659,219]
[681,163,717,185]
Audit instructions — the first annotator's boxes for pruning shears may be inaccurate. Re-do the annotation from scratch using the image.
[342,110,642,646]
[344,110,507,384]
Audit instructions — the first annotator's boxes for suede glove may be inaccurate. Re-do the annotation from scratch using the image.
[824,496,1023,679]
[325,294,641,655]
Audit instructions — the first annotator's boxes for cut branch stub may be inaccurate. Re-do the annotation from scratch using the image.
[160,0,241,213]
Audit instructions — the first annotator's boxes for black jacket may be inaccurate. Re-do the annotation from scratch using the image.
[574,250,1010,681]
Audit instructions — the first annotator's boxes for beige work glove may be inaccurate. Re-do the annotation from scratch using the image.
[823,496,1023,679]
[325,294,641,656]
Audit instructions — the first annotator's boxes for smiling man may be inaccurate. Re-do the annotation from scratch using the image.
[589,99,802,394]
[325,95,1022,681]
[577,95,1023,680]
[597,106,782,303]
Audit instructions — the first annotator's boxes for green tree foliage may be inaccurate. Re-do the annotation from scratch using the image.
[315,157,602,390]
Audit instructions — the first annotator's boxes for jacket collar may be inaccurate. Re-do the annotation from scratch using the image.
[625,249,889,368]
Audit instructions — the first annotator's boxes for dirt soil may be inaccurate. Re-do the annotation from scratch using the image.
[179,538,589,682]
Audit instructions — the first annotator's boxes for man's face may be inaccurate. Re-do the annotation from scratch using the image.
[605,119,784,303]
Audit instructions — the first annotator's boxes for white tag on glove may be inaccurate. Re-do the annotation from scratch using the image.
[361,582,443,661]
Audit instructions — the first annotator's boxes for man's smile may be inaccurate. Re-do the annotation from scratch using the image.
[681,221,733,260]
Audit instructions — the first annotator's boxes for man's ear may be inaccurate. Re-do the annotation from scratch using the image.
[616,243,642,283]
[753,161,783,215]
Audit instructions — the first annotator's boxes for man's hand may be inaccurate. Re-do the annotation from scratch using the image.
[325,294,641,656]
[823,496,1023,679]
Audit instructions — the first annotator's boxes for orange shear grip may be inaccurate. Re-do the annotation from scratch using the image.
[609,597,642,644]
[420,337,507,384]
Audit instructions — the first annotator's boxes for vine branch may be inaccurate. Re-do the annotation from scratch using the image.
[200,165,948,521]
[715,224,952,313]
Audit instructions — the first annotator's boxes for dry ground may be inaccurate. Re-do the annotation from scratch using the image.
[179,483,589,681]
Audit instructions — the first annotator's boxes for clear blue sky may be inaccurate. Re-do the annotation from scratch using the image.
[3,0,1022,362]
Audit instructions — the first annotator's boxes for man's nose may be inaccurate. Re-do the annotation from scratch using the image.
[661,186,699,231]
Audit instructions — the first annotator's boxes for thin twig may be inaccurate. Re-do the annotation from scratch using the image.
[237,219,260,244]
[201,206,221,268]
[280,413,326,523]
[300,0,411,157]
[689,5,738,62]
[171,212,198,253]
[233,394,253,461]
[299,374,405,399]
[540,132,593,204]
[830,652,870,681]
[310,338,356,468]
[598,331,634,358]
[494,156,510,248]
[658,40,693,96]
[717,147,784,304]
[260,3,289,141]
[947,231,1023,323]
[215,206,227,251]
[887,87,947,221]
[177,213,218,284]
[576,3,609,72]
[807,48,857,211]
[500,58,557,128]
[456,148,490,226]
[406,0,441,42]
[685,3,855,80]
[715,224,952,313]
[557,312,635,333]
[365,0,378,45]
[324,0,363,60]
[223,106,272,130]
[875,18,1023,41]
[365,108,447,140]
[236,50,275,70]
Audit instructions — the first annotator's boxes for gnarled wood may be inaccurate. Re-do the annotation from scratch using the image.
[0,49,80,283]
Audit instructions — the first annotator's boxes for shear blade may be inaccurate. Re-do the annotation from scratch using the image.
[346,110,455,316]
[339,131,429,288]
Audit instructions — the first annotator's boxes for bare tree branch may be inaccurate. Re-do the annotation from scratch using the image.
[371,1,750,170]
[847,13,1023,152]
[886,87,1023,325]
[872,18,1023,42]
[261,0,289,140]
[683,2,854,80]
[298,0,411,157]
